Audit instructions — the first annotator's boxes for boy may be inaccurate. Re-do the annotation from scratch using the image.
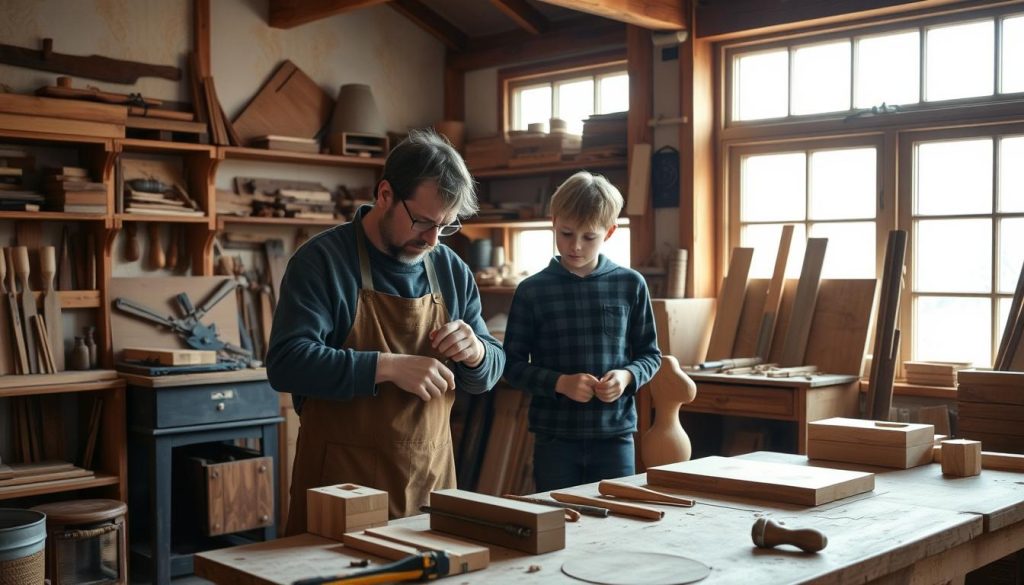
[502,171,661,491]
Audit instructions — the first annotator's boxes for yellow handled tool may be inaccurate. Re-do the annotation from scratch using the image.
[292,550,449,585]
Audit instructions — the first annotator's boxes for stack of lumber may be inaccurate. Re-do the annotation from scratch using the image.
[43,166,106,213]
[124,183,203,216]
[807,418,937,468]
[234,177,337,219]
[578,111,627,160]
[465,136,512,170]
[957,369,1024,453]
[0,461,95,493]
[0,149,41,211]
[508,131,581,167]
[903,361,970,387]
[216,189,253,216]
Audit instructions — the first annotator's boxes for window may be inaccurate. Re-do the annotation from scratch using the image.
[509,66,628,135]
[722,5,1024,368]
[513,220,631,276]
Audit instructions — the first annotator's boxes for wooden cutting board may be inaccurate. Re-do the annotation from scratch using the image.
[647,455,875,506]
[232,60,332,145]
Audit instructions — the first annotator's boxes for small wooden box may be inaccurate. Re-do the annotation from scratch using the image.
[329,132,388,158]
[807,418,936,469]
[428,489,564,554]
[307,484,388,540]
[190,452,274,537]
[941,439,982,477]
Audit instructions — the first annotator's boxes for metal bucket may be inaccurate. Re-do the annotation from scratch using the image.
[0,509,46,585]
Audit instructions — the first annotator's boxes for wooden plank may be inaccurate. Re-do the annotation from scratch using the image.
[120,347,217,365]
[489,0,548,34]
[361,525,489,573]
[996,261,1024,369]
[537,0,686,30]
[625,142,651,216]
[341,532,419,560]
[650,298,715,366]
[778,237,826,367]
[647,455,875,506]
[0,112,123,139]
[116,367,267,389]
[627,24,654,273]
[705,247,753,360]
[755,224,794,360]
[0,38,180,83]
[807,418,935,447]
[0,370,118,390]
[0,92,126,125]
[231,61,333,145]
[866,230,907,420]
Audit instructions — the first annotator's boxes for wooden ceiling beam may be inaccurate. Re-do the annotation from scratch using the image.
[536,0,685,31]
[449,15,626,71]
[268,0,389,29]
[389,0,469,50]
[489,0,549,35]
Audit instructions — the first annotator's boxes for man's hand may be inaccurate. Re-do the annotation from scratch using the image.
[556,373,599,403]
[431,320,485,368]
[376,353,456,401]
[595,369,632,403]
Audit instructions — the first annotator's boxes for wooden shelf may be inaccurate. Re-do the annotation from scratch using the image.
[859,379,957,400]
[115,212,210,224]
[0,129,113,148]
[0,211,109,222]
[0,472,120,501]
[28,290,102,308]
[217,215,342,229]
[117,138,216,155]
[0,371,122,397]
[471,157,626,179]
[219,146,386,169]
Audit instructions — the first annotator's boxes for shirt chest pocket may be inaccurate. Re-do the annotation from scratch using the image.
[602,304,628,338]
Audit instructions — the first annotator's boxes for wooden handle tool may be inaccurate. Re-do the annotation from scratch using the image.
[40,246,64,371]
[503,494,603,519]
[124,222,140,261]
[598,480,695,507]
[549,492,664,520]
[14,246,40,373]
[148,223,165,269]
[166,224,179,269]
[751,517,827,553]
[1,248,29,374]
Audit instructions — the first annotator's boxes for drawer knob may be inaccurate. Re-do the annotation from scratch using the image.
[258,464,267,473]
[212,471,220,479]
[216,402,226,411]
[261,514,269,523]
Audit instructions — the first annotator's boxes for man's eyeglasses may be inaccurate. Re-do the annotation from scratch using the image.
[400,199,461,236]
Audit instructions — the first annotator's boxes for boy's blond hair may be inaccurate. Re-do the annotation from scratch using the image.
[549,171,623,229]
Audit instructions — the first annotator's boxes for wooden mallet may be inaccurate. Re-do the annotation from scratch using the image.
[751,517,827,553]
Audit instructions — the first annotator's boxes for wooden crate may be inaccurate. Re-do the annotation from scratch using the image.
[189,447,274,537]
[957,369,1024,454]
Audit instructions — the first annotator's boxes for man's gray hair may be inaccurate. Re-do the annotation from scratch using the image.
[379,128,478,217]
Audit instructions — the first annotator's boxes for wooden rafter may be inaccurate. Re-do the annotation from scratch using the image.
[449,15,625,71]
[268,0,389,29]
[389,0,468,50]
[489,0,549,35]
[536,0,686,30]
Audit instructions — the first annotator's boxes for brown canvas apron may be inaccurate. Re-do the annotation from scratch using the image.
[285,217,456,535]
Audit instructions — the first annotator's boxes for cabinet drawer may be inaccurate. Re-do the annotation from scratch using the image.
[130,380,279,429]
[685,384,796,419]
[189,447,274,536]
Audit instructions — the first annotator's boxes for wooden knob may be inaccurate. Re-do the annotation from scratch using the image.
[752,517,827,553]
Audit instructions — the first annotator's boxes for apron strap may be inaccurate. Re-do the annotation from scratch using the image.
[354,214,375,292]
[424,252,442,304]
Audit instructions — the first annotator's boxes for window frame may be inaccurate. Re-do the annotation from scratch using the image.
[497,49,627,135]
[717,2,1024,371]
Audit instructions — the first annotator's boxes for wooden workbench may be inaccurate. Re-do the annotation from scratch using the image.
[194,451,1024,584]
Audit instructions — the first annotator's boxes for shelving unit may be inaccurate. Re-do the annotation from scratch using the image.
[219,146,386,169]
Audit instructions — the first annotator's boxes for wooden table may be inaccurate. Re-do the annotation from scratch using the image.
[194,452,1024,584]
[685,372,860,454]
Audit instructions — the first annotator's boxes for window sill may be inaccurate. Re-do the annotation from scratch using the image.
[858,379,957,400]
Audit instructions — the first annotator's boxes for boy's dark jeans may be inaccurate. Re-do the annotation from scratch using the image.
[532,432,635,492]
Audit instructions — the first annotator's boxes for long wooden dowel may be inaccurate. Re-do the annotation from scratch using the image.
[598,480,695,507]
[549,492,664,520]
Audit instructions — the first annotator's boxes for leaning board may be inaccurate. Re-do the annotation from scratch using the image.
[647,455,875,506]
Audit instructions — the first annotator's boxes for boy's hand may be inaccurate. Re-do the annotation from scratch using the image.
[377,353,455,401]
[431,320,485,367]
[556,373,599,403]
[595,369,633,403]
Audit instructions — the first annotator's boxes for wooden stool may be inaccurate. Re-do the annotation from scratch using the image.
[30,499,127,585]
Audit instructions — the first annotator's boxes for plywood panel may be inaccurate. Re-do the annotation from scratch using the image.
[647,455,875,506]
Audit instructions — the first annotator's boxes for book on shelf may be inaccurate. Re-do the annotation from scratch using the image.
[60,204,107,214]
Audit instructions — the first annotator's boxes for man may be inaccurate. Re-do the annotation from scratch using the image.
[266,129,504,535]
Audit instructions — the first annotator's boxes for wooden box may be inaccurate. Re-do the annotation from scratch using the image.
[647,455,875,506]
[807,418,936,469]
[189,448,274,537]
[428,489,564,554]
[307,484,387,540]
[957,369,1024,454]
[940,439,982,477]
[329,132,388,158]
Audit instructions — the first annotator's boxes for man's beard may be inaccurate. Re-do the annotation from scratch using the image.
[382,207,434,263]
